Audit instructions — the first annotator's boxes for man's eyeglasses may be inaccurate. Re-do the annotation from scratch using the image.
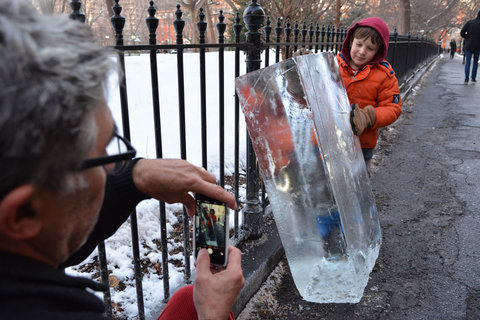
[80,133,136,174]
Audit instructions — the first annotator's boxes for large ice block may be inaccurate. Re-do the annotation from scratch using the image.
[235,52,381,303]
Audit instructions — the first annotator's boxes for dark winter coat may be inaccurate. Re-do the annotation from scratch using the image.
[450,39,457,53]
[461,13,480,52]
[0,159,148,319]
[0,251,107,319]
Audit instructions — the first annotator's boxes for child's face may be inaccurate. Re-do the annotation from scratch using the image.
[349,36,379,69]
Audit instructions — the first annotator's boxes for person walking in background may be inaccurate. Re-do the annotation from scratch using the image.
[450,39,457,59]
[461,10,480,84]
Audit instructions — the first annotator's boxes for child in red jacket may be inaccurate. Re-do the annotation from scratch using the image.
[337,17,402,166]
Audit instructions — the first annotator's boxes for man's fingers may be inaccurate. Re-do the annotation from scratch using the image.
[225,246,245,288]
[180,193,196,216]
[193,182,237,211]
[195,248,212,274]
[135,158,236,211]
[226,245,242,270]
[188,165,237,210]
[195,165,217,183]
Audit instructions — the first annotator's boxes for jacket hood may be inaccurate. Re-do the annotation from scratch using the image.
[340,17,390,66]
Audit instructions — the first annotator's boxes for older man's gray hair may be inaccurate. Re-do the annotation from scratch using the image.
[0,0,115,197]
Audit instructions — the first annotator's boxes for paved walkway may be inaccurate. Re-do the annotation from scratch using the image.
[236,53,480,319]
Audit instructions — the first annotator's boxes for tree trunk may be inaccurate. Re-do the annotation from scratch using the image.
[224,0,239,11]
[35,0,56,14]
[205,4,216,44]
[60,0,68,13]
[398,0,411,35]
[185,4,198,44]
[335,0,341,28]
[104,0,114,18]
[283,0,293,23]
[182,0,209,44]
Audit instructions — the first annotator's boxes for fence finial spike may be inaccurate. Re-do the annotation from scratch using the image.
[219,10,225,23]
[69,0,85,23]
[147,1,156,16]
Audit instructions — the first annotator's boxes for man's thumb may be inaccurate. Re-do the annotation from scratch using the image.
[196,248,211,272]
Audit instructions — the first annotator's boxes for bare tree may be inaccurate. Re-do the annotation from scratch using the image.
[334,0,342,27]
[104,0,114,18]
[398,0,411,35]
[120,1,150,45]
[180,0,212,43]
[223,0,239,11]
[33,0,68,14]
[204,4,217,44]
[259,0,332,27]
[45,0,480,46]
[410,0,466,40]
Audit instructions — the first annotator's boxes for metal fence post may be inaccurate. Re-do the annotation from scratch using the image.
[405,32,411,78]
[197,8,208,170]
[217,10,227,188]
[172,4,192,285]
[69,0,85,22]
[391,27,398,69]
[68,2,110,318]
[275,18,282,62]
[293,20,300,53]
[314,24,320,53]
[111,1,145,318]
[243,0,265,240]
[285,19,292,58]
[233,13,242,238]
[264,16,272,67]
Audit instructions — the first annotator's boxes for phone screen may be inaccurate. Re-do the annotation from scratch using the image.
[194,194,228,267]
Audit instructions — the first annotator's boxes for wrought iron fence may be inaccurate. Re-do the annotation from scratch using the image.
[67,0,440,318]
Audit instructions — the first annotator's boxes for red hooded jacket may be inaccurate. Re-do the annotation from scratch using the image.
[337,17,402,149]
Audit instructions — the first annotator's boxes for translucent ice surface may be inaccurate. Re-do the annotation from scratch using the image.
[235,52,381,303]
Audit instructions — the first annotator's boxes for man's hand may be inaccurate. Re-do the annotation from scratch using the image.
[350,104,376,135]
[131,159,237,216]
[193,246,245,320]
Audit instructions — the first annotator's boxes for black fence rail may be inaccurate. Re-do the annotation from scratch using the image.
[387,33,441,84]
[67,0,439,319]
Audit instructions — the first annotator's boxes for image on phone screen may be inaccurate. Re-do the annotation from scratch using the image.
[194,195,228,266]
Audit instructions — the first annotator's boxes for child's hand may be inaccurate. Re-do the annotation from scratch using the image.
[293,48,312,57]
[350,104,376,135]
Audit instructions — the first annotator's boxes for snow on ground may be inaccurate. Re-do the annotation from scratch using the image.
[66,50,251,319]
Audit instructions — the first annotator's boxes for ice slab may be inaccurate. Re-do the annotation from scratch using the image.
[235,52,381,303]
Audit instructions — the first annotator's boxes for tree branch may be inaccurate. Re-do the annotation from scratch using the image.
[424,0,459,26]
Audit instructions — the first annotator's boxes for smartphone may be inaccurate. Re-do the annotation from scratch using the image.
[194,193,229,267]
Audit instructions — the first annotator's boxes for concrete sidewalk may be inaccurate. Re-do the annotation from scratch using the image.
[232,53,444,317]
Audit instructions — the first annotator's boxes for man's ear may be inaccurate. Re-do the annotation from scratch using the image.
[0,185,42,239]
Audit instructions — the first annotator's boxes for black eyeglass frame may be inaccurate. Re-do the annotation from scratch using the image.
[80,133,136,171]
